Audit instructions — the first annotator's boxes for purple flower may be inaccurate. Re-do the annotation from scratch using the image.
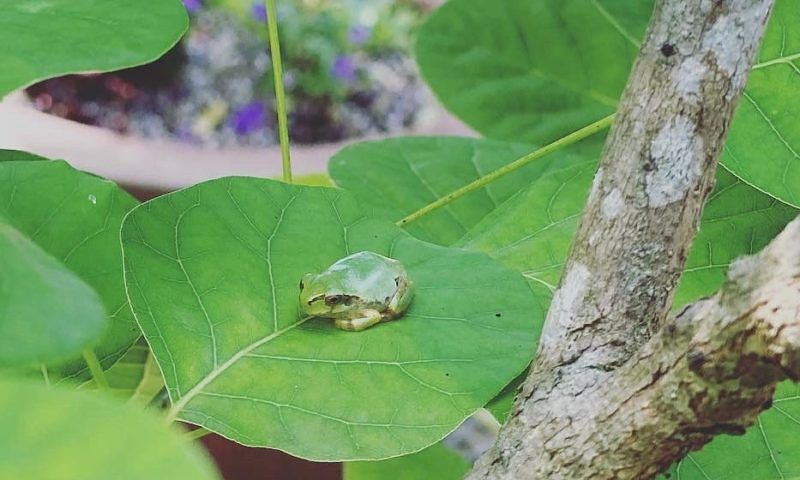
[251,3,267,23]
[182,0,203,14]
[175,126,197,144]
[331,55,357,83]
[229,102,266,135]
[348,25,371,46]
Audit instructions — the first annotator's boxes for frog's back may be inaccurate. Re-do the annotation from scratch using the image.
[327,251,404,302]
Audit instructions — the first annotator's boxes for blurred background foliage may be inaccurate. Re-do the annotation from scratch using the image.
[26,0,430,147]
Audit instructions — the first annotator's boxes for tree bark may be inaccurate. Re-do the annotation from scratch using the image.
[468,0,776,478]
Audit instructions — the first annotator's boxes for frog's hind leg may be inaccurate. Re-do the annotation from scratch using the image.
[335,309,382,332]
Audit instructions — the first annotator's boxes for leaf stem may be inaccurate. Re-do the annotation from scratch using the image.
[40,365,50,386]
[396,114,615,227]
[266,0,293,183]
[184,427,214,441]
[82,348,109,391]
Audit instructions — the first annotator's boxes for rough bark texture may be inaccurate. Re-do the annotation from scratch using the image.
[579,218,800,477]
[468,0,775,478]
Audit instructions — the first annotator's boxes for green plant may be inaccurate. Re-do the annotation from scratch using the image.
[3,0,800,479]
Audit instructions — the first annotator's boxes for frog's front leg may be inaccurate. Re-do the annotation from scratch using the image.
[334,309,383,331]
[387,276,415,317]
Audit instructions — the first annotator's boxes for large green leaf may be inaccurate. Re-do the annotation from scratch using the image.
[723,0,800,208]
[417,0,800,208]
[0,379,219,480]
[122,177,541,461]
[329,136,591,246]
[415,0,650,144]
[344,442,469,480]
[0,222,105,367]
[0,152,141,378]
[0,0,188,97]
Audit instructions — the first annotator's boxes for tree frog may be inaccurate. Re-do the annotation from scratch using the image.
[298,251,414,331]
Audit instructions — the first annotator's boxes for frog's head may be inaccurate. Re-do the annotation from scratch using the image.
[298,272,358,318]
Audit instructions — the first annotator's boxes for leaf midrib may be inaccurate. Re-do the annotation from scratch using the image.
[165,315,315,421]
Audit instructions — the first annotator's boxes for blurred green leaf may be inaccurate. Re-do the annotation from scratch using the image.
[122,177,542,460]
[0,378,219,480]
[344,442,469,480]
[0,0,188,97]
[0,151,141,379]
[0,222,105,367]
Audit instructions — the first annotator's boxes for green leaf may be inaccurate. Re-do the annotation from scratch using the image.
[722,0,800,208]
[122,177,541,461]
[0,222,105,367]
[0,152,141,378]
[415,0,650,144]
[0,378,219,480]
[129,345,168,406]
[329,136,585,245]
[662,381,800,479]
[0,0,188,97]
[344,442,469,480]
[417,0,800,209]
[457,157,595,291]
[78,338,165,403]
[674,170,799,307]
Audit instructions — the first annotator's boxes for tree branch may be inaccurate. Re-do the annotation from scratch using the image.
[469,0,775,478]
[516,215,800,478]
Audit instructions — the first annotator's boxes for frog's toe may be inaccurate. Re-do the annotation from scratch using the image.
[334,311,382,332]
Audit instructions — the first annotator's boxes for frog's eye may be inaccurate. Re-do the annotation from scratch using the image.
[325,295,344,306]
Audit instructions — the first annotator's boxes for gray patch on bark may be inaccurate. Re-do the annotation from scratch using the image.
[646,116,703,207]
[674,56,707,98]
[544,262,591,342]
[601,188,624,219]
[588,167,604,203]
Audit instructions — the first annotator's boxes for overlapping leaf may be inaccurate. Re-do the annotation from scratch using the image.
[122,177,542,461]
[417,0,800,208]
[0,222,105,367]
[0,151,141,378]
[0,379,218,480]
[415,0,649,144]
[723,0,800,208]
[329,136,590,246]
[0,0,188,97]
[663,382,800,479]
[78,338,165,403]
